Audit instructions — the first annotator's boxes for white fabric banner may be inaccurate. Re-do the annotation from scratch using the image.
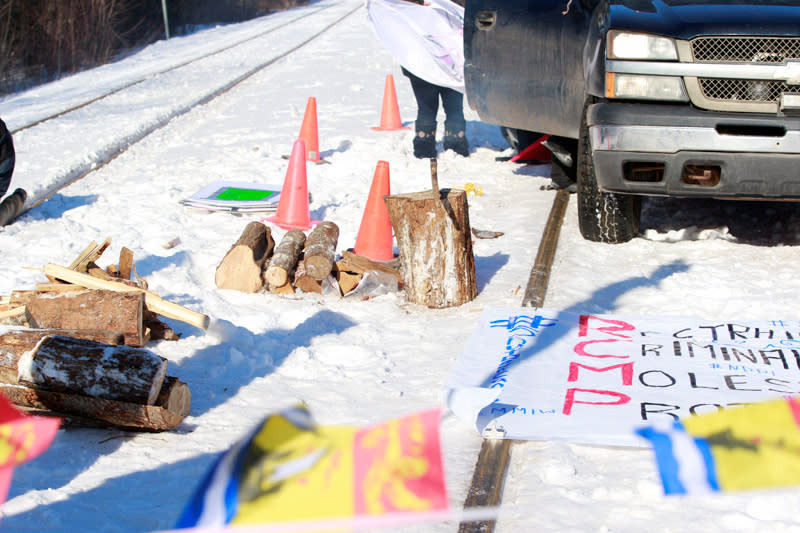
[443,308,800,447]
[366,0,465,92]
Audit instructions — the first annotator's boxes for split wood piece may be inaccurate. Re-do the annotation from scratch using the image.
[144,309,180,341]
[87,263,117,281]
[303,221,339,281]
[265,229,306,287]
[34,283,86,293]
[43,263,210,330]
[87,262,138,286]
[67,241,99,270]
[0,376,190,431]
[68,237,112,272]
[0,306,25,320]
[215,221,274,293]
[24,289,146,346]
[338,251,403,285]
[119,247,134,280]
[132,264,148,290]
[335,269,362,295]
[385,188,478,308]
[269,281,296,295]
[293,261,322,294]
[17,335,167,405]
[106,263,119,277]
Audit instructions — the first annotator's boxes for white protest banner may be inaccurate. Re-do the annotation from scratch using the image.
[366,0,465,92]
[443,308,800,447]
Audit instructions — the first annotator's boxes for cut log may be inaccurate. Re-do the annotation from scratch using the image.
[385,188,478,308]
[155,376,191,420]
[24,289,146,346]
[338,251,403,285]
[0,328,126,384]
[215,221,274,293]
[43,263,210,330]
[0,378,189,431]
[17,335,167,405]
[303,221,339,280]
[265,229,306,287]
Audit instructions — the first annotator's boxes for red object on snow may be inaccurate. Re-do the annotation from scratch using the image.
[510,134,551,163]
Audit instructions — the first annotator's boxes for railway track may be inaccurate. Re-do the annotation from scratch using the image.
[8,4,337,136]
[4,1,362,215]
[459,189,572,533]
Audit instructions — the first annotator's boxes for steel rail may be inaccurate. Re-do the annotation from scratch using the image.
[22,3,363,214]
[458,188,572,533]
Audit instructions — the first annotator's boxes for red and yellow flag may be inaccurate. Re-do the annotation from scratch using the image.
[177,406,448,528]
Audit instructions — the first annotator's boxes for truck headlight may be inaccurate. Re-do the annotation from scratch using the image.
[606,73,688,101]
[608,30,678,60]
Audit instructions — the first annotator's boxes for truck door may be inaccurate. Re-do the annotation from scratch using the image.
[464,0,599,139]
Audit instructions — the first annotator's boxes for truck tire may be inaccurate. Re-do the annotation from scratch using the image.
[576,104,640,243]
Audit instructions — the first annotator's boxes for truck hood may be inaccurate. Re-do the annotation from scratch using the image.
[609,0,800,39]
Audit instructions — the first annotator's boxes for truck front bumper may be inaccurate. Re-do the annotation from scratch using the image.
[587,102,800,199]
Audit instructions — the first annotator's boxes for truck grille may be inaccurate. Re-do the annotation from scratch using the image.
[699,78,800,103]
[689,37,800,111]
[692,36,800,63]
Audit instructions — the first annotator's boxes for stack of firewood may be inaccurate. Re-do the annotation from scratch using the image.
[215,221,402,297]
[0,237,209,341]
[0,238,206,431]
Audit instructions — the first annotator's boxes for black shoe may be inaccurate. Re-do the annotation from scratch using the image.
[413,126,437,159]
[444,130,469,157]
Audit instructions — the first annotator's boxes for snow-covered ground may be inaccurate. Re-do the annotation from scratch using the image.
[2,0,800,531]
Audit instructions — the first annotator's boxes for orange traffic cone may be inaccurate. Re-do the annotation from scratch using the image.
[265,139,319,231]
[298,97,322,163]
[354,160,394,261]
[371,74,410,131]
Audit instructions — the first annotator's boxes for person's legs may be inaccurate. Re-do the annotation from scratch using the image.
[441,88,469,157]
[402,68,438,158]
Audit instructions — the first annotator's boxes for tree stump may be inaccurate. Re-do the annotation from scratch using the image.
[385,188,477,308]
[215,221,274,293]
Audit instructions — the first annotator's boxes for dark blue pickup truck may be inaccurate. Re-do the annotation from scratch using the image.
[465,0,800,242]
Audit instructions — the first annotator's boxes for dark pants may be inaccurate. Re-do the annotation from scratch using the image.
[402,68,465,134]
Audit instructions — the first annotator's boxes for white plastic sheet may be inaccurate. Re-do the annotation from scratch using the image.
[366,0,465,92]
[444,307,800,447]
